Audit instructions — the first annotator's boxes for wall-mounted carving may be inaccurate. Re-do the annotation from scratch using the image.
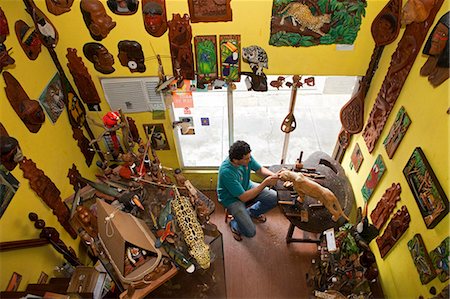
[407,233,437,284]
[349,142,363,172]
[362,0,444,153]
[3,71,45,133]
[0,8,15,72]
[117,40,146,73]
[370,182,401,230]
[376,205,410,258]
[168,14,195,80]
[45,0,74,15]
[80,0,116,41]
[107,0,139,15]
[14,20,41,61]
[361,154,386,202]
[142,0,167,37]
[188,0,232,23]
[83,42,115,74]
[430,237,449,282]
[66,48,101,111]
[383,106,411,159]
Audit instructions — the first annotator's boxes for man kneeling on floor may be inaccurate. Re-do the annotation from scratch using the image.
[217,140,279,241]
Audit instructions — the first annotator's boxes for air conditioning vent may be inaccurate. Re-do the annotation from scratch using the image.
[100,77,165,113]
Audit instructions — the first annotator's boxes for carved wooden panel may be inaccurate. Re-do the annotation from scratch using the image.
[370,182,401,230]
[168,14,195,80]
[376,205,410,258]
[383,106,411,159]
[188,0,232,23]
[66,48,101,111]
[407,234,437,284]
[20,157,77,239]
[362,0,444,153]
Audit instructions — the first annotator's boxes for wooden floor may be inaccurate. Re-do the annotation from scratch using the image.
[203,191,318,299]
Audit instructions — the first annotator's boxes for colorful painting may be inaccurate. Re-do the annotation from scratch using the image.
[219,35,240,82]
[383,106,411,159]
[269,0,366,47]
[6,272,22,291]
[361,154,386,202]
[194,35,218,85]
[0,170,20,218]
[407,234,437,284]
[429,237,449,282]
[350,142,363,172]
[39,73,65,124]
[144,123,170,150]
[403,147,449,229]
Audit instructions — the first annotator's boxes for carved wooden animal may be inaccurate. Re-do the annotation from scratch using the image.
[279,170,349,222]
[401,0,436,25]
[280,2,331,36]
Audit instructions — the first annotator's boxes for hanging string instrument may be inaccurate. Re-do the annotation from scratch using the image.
[281,75,302,133]
[339,0,402,135]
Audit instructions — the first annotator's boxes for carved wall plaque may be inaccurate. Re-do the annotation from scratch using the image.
[168,14,195,80]
[376,205,410,258]
[383,106,411,159]
[370,182,401,230]
[188,0,232,23]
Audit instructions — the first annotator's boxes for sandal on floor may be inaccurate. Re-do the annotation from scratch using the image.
[252,214,267,223]
[229,222,242,241]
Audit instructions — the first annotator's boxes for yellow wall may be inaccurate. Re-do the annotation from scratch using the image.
[340,2,449,297]
[0,0,448,296]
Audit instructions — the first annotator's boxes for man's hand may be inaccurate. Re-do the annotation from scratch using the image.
[263,174,279,187]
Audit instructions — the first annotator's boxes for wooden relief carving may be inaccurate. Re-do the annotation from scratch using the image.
[194,35,218,84]
[67,164,87,192]
[361,154,386,202]
[20,157,77,239]
[72,127,95,166]
[349,142,363,172]
[420,12,449,87]
[219,35,240,82]
[269,0,365,47]
[370,182,401,230]
[376,205,410,258]
[362,0,444,153]
[0,7,9,43]
[3,71,45,133]
[188,0,232,23]
[15,20,41,60]
[83,42,115,74]
[168,14,195,80]
[80,0,117,41]
[24,0,59,48]
[340,0,401,134]
[117,40,146,73]
[407,234,437,284]
[383,106,411,159]
[429,237,449,282]
[401,0,436,25]
[403,147,449,229]
[107,0,139,15]
[45,0,74,15]
[0,10,15,72]
[66,48,101,111]
[142,0,168,37]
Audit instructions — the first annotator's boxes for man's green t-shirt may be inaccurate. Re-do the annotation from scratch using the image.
[217,156,261,207]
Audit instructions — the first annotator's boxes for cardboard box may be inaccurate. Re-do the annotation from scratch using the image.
[96,199,162,286]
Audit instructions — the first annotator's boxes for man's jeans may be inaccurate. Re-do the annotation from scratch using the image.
[227,183,278,238]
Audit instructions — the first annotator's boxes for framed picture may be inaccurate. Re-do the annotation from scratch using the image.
[194,35,218,85]
[350,143,363,172]
[143,123,170,150]
[38,271,49,284]
[178,116,195,135]
[39,73,65,124]
[407,234,436,284]
[361,154,386,202]
[6,272,22,291]
[187,0,232,23]
[383,106,411,159]
[403,147,449,229]
[219,35,240,82]
[0,170,20,219]
[361,155,386,202]
[429,237,449,282]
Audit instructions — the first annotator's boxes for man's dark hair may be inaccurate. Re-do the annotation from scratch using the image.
[229,140,251,161]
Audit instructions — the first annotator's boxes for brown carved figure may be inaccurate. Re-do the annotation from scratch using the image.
[107,0,139,15]
[15,20,42,60]
[0,135,23,172]
[72,127,95,166]
[376,205,411,258]
[3,71,45,133]
[0,7,9,43]
[66,48,101,110]
[370,183,402,230]
[420,12,449,87]
[80,0,116,41]
[126,116,140,143]
[362,0,444,153]
[401,0,436,25]
[45,0,75,15]
[142,0,167,37]
[117,40,146,73]
[168,14,195,80]
[279,170,350,222]
[83,42,115,74]
[67,164,87,192]
[0,8,15,72]
[20,157,77,239]
[24,0,59,48]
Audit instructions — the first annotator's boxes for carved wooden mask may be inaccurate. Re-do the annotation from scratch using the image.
[107,0,139,15]
[142,0,167,37]
[117,40,146,72]
[15,20,42,60]
[80,0,116,41]
[83,42,115,74]
[45,0,75,15]
[0,7,9,43]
